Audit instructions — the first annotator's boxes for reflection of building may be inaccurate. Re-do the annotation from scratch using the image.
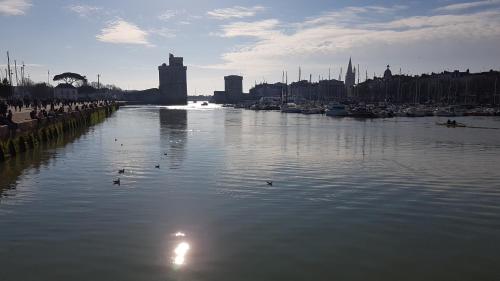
[54,84,78,100]
[158,54,187,105]
[159,109,187,169]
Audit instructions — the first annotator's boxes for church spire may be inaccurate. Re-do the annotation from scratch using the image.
[345,57,356,89]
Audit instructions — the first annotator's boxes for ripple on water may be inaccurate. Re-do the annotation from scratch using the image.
[1,108,500,280]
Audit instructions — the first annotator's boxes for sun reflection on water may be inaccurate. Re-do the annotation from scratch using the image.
[173,242,190,266]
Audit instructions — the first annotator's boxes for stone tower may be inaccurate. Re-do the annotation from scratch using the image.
[158,54,187,105]
[224,75,243,104]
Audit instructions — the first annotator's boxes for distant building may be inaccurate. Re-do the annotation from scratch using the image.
[54,84,78,100]
[158,54,187,105]
[249,82,285,99]
[345,58,356,97]
[213,91,226,104]
[289,80,316,103]
[384,65,393,80]
[355,69,500,105]
[224,75,243,104]
[318,79,347,102]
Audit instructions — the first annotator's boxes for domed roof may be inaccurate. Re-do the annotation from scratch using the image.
[384,65,392,79]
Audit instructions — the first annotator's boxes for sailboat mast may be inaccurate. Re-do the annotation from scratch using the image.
[7,51,12,85]
[14,60,19,86]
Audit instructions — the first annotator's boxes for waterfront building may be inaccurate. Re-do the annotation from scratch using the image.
[212,75,247,104]
[158,54,187,105]
[384,65,393,80]
[224,75,243,104]
[213,91,226,104]
[54,84,78,100]
[318,79,347,102]
[249,82,285,100]
[289,80,317,103]
[355,69,500,105]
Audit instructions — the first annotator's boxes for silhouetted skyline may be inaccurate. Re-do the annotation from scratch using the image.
[1,0,499,94]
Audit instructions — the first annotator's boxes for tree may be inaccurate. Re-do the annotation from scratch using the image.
[0,78,12,98]
[53,72,87,86]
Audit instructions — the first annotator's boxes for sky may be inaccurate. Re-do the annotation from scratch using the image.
[0,0,500,94]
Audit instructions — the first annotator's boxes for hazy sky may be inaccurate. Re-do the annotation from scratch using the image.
[1,0,499,94]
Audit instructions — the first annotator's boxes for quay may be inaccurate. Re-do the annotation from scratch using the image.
[0,102,121,162]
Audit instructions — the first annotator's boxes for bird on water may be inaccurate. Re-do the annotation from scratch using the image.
[118,169,125,174]
[113,178,121,185]
[266,181,273,186]
[155,164,160,169]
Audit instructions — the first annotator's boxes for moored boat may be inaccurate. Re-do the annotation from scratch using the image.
[326,104,348,117]
[281,103,302,113]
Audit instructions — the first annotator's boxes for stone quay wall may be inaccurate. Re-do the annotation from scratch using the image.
[0,104,119,162]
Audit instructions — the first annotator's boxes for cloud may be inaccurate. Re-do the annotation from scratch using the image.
[158,10,180,21]
[0,0,31,16]
[0,63,42,68]
[68,4,101,17]
[218,19,280,38]
[207,5,265,20]
[206,4,500,77]
[149,27,176,38]
[96,20,153,46]
[434,0,500,12]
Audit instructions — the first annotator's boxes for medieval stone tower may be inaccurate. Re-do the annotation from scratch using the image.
[158,53,187,105]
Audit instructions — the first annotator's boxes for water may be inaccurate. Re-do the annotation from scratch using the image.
[1,104,500,281]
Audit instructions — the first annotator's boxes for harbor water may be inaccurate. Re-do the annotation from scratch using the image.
[1,104,499,280]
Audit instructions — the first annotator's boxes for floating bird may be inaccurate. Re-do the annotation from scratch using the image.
[266,181,273,186]
[118,169,125,174]
[115,138,117,142]
[113,178,121,185]
[121,144,123,146]
[164,153,168,156]
[155,164,160,169]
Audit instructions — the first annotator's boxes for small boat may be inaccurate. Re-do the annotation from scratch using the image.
[281,103,302,113]
[326,104,348,117]
[301,105,323,115]
[349,107,377,118]
[436,121,466,128]
[201,102,209,106]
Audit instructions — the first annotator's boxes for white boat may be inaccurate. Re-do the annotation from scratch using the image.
[301,107,323,115]
[281,103,302,113]
[326,104,348,117]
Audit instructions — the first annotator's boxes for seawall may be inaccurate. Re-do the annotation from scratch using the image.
[0,104,119,162]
